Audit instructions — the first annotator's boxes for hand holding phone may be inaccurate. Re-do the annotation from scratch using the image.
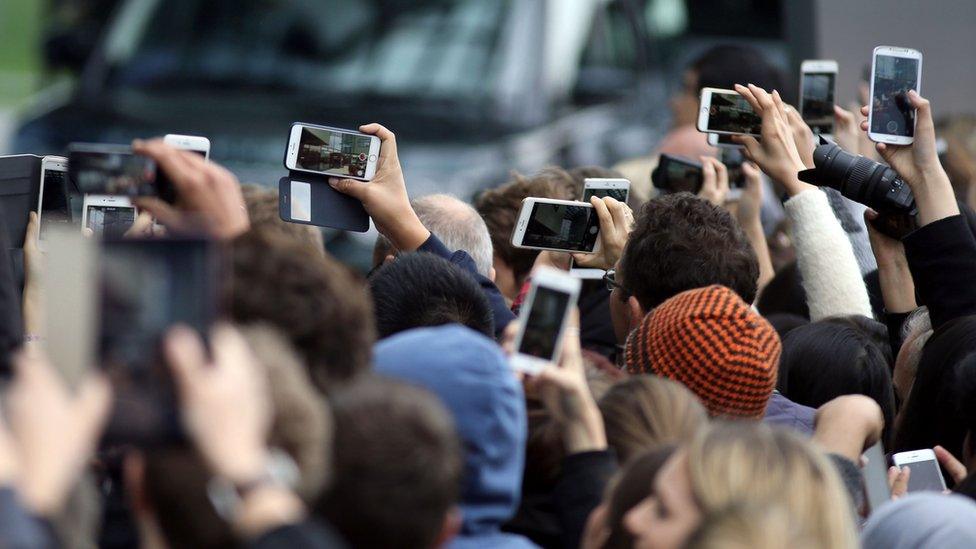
[652,154,703,194]
[800,60,838,136]
[286,124,380,181]
[571,196,633,272]
[511,198,601,253]
[892,449,947,493]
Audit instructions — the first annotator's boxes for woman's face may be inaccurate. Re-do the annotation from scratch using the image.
[624,450,702,549]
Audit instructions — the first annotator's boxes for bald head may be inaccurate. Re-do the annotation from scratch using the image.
[412,194,494,277]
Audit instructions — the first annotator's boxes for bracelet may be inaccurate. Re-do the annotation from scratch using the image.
[23,333,43,343]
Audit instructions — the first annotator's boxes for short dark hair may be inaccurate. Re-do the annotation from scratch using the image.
[619,193,759,310]
[227,229,375,392]
[369,252,493,339]
[316,377,462,549]
[756,262,810,320]
[475,168,577,286]
[778,316,895,443]
[691,44,784,95]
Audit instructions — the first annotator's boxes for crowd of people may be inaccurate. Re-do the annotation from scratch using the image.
[3,43,976,549]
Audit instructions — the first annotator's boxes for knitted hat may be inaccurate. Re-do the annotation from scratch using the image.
[625,285,780,419]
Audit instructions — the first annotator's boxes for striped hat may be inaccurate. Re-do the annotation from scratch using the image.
[625,285,780,419]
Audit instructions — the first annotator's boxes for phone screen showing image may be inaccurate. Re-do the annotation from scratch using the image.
[297,127,374,178]
[871,55,919,137]
[86,206,136,239]
[519,286,571,360]
[583,187,629,202]
[40,169,72,240]
[802,73,836,134]
[902,458,945,492]
[707,92,762,135]
[523,202,599,252]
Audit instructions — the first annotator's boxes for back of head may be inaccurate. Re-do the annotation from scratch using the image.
[604,446,676,549]
[413,194,494,277]
[620,193,759,311]
[756,261,810,319]
[368,252,494,339]
[599,375,707,463]
[862,493,976,549]
[625,286,780,419]
[683,503,821,549]
[779,316,895,442]
[686,422,859,549]
[316,377,462,549]
[227,229,375,391]
[373,325,527,538]
[474,168,577,288]
[691,44,784,95]
[240,184,325,252]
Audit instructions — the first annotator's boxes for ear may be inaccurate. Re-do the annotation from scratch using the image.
[431,506,463,549]
[628,296,645,332]
[489,266,497,283]
[123,451,151,515]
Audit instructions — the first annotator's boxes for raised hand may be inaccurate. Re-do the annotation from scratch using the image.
[697,156,730,206]
[571,196,634,270]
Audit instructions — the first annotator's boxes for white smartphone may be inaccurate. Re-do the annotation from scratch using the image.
[800,60,838,137]
[571,179,630,278]
[511,198,601,254]
[707,132,744,148]
[511,267,581,374]
[37,155,71,248]
[82,194,137,239]
[697,87,762,137]
[164,134,211,160]
[868,46,922,145]
[892,449,946,493]
[285,123,381,181]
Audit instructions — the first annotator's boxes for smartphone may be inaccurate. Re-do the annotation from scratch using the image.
[163,134,210,160]
[285,123,381,181]
[892,449,946,493]
[571,179,631,278]
[697,87,762,137]
[511,198,601,253]
[862,442,892,514]
[82,195,137,239]
[37,155,71,247]
[720,147,746,191]
[652,154,703,194]
[707,132,744,148]
[99,237,218,445]
[868,46,922,145]
[799,60,838,137]
[68,144,157,197]
[510,267,581,374]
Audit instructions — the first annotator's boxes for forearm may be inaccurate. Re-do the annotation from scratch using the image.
[561,396,607,454]
[876,257,917,314]
[742,220,774,292]
[384,213,430,253]
[913,172,960,227]
[784,189,873,320]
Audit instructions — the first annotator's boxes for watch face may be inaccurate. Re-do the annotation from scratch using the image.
[205,448,300,521]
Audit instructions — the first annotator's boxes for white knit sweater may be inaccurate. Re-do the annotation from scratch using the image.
[784,189,874,321]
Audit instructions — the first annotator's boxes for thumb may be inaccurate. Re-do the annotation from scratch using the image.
[133,198,181,231]
[329,177,369,201]
[72,374,112,445]
[165,325,209,395]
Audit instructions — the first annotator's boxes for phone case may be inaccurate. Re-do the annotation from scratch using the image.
[0,154,42,249]
[279,124,370,232]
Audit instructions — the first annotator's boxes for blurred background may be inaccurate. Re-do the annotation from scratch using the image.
[1,0,973,260]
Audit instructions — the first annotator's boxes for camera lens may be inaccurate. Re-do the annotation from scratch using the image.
[801,142,916,215]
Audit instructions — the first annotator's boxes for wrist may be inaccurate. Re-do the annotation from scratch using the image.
[388,212,430,252]
[561,398,607,454]
[232,484,305,540]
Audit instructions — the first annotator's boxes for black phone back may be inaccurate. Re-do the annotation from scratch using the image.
[278,176,369,233]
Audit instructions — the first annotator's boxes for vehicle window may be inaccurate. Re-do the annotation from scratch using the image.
[578,1,639,75]
[105,0,509,100]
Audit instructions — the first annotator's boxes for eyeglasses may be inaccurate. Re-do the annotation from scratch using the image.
[603,269,628,295]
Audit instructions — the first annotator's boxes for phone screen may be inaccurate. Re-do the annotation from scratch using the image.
[523,202,599,251]
[655,157,703,194]
[86,205,136,239]
[802,72,836,134]
[40,168,72,240]
[296,127,374,178]
[583,187,629,202]
[900,457,945,492]
[871,55,920,137]
[720,148,746,189]
[69,149,157,196]
[519,286,571,360]
[707,92,762,135]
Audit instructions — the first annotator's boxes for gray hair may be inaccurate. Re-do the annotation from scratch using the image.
[412,194,494,277]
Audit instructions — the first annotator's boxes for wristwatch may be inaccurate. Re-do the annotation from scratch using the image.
[206,448,300,521]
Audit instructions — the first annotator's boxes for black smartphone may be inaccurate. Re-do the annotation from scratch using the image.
[68,144,163,198]
[99,237,218,445]
[652,154,703,194]
[720,148,746,189]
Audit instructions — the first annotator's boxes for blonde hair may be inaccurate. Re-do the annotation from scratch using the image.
[241,184,325,253]
[599,375,708,463]
[684,502,818,549]
[684,422,859,549]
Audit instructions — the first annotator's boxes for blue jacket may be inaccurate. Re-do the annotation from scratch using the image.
[374,325,537,549]
[763,391,816,436]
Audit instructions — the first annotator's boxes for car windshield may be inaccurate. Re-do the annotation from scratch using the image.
[103,0,509,102]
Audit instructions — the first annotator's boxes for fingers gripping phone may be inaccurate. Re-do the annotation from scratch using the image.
[285,123,381,181]
[697,87,762,137]
[511,267,581,374]
[164,134,211,160]
[570,179,630,279]
[800,60,838,137]
[37,156,71,249]
[868,46,922,145]
[82,195,137,239]
[512,198,601,254]
[892,449,947,493]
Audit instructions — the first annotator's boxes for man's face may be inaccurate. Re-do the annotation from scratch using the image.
[609,260,633,345]
[669,70,700,128]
